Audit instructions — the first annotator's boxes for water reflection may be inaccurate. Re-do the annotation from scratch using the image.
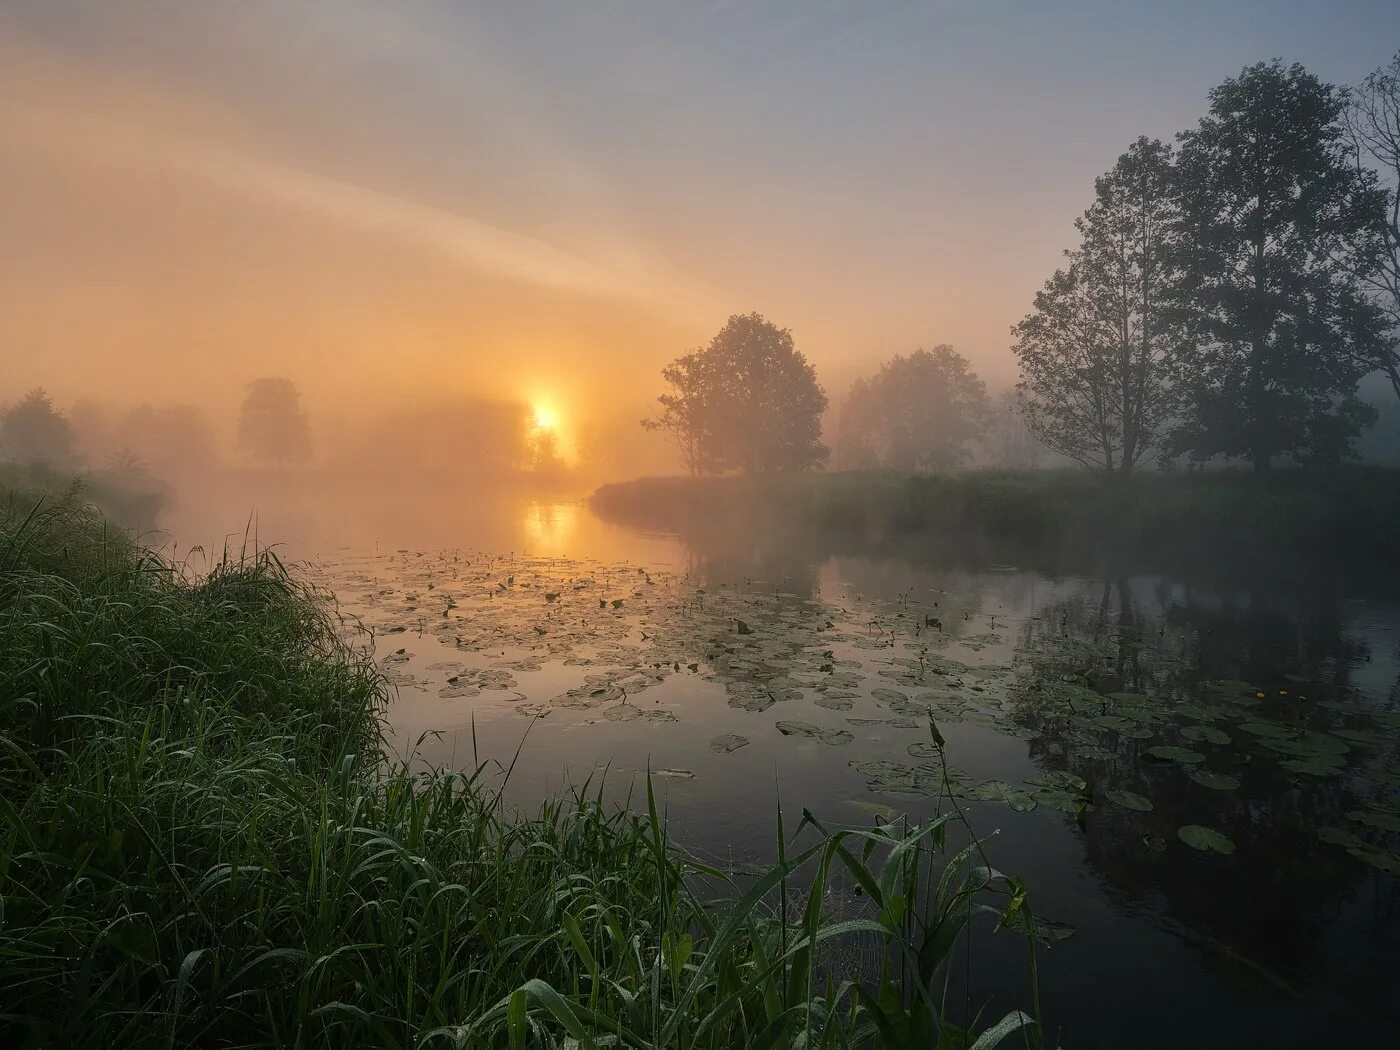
[1007,578,1400,1025]
[235,495,1400,1050]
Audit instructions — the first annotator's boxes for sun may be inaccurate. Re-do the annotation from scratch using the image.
[533,405,557,431]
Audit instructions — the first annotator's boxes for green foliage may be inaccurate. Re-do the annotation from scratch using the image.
[1014,138,1181,477]
[644,313,829,476]
[0,491,1041,1048]
[1172,61,1388,468]
[836,346,990,471]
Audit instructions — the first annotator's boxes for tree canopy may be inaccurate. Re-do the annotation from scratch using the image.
[644,313,828,474]
[237,378,312,467]
[836,346,989,471]
[1014,138,1181,477]
[1171,61,1387,469]
[1346,50,1400,407]
[0,389,75,467]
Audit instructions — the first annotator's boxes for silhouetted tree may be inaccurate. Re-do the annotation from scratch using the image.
[0,388,75,466]
[1346,50,1400,406]
[528,424,564,473]
[642,351,714,475]
[1171,61,1387,470]
[1014,138,1181,478]
[236,378,311,467]
[835,346,989,471]
[645,313,828,474]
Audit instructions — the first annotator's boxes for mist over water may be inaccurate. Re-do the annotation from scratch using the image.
[6,4,1400,1048]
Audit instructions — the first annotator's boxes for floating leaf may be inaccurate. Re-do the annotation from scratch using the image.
[1177,825,1235,854]
[776,721,853,746]
[1347,809,1400,832]
[1144,746,1205,764]
[1190,771,1241,791]
[1182,725,1231,746]
[1106,789,1153,812]
[708,733,750,754]
[971,780,1038,812]
[1278,755,1344,777]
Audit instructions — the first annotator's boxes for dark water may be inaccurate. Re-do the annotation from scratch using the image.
[168,485,1400,1049]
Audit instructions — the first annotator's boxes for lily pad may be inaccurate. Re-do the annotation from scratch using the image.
[1190,771,1241,791]
[1347,809,1400,832]
[1106,789,1153,812]
[1145,746,1205,764]
[1279,756,1345,777]
[1182,725,1231,746]
[709,734,750,754]
[776,721,853,746]
[971,780,1038,812]
[1177,825,1235,854]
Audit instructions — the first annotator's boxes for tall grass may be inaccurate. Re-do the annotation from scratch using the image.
[0,487,1041,1048]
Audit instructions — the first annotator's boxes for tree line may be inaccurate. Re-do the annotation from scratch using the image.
[0,379,313,476]
[643,56,1400,479]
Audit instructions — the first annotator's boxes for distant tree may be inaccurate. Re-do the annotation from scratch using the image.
[236,378,311,467]
[985,388,1043,469]
[644,313,828,474]
[1013,138,1182,478]
[1171,61,1387,470]
[0,388,75,466]
[1346,50,1400,406]
[642,352,714,475]
[835,346,989,471]
[528,424,564,473]
[107,447,149,479]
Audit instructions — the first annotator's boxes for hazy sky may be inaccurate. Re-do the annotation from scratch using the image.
[4,1,1399,447]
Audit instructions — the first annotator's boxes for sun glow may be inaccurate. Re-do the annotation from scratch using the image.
[533,405,557,431]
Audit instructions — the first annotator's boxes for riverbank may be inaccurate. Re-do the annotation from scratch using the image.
[0,485,1039,1048]
[590,468,1400,578]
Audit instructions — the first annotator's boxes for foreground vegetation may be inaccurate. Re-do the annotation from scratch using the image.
[0,486,1041,1048]
[591,467,1400,576]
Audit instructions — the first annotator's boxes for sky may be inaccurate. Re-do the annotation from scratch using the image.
[3,0,1399,465]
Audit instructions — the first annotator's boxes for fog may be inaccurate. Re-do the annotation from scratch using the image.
[9,2,1396,529]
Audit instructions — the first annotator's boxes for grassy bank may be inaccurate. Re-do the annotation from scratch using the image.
[590,468,1400,577]
[0,486,1041,1049]
[0,461,168,534]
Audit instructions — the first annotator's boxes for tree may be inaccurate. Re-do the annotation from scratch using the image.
[1346,50,1400,407]
[1013,138,1181,478]
[641,352,714,476]
[985,388,1043,469]
[0,388,75,466]
[236,378,312,467]
[643,313,828,474]
[835,346,989,471]
[1171,61,1387,470]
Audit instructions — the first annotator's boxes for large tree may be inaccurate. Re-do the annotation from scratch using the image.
[1013,138,1181,478]
[1346,50,1400,406]
[237,378,312,467]
[0,388,75,466]
[835,346,989,471]
[1171,61,1387,470]
[644,313,828,474]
